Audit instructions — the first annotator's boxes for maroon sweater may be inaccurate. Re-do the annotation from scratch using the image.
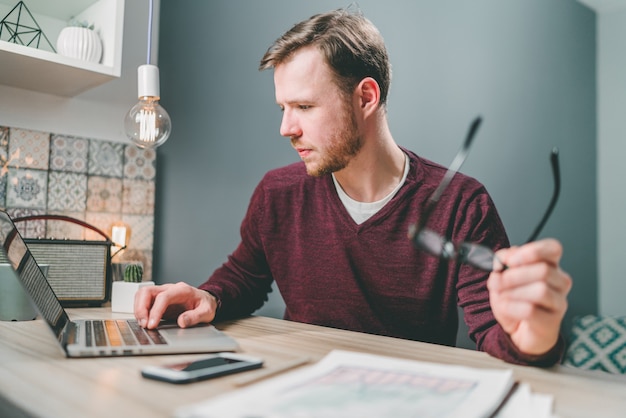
[201,150,563,366]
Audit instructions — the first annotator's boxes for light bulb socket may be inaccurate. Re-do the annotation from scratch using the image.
[137,64,160,99]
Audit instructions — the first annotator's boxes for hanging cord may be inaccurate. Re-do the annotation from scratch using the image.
[111,244,128,259]
[146,0,153,65]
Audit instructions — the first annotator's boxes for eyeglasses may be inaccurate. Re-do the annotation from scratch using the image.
[407,116,561,272]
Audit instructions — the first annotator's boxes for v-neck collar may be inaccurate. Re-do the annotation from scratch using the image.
[326,150,419,231]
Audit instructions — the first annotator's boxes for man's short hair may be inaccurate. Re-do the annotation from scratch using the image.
[259,8,392,107]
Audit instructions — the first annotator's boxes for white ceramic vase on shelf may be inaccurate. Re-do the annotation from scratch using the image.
[111,281,155,314]
[56,27,103,63]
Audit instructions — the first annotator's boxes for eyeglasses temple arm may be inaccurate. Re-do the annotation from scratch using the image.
[525,147,560,243]
[415,117,482,230]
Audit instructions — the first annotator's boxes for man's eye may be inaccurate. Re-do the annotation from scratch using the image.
[299,105,311,110]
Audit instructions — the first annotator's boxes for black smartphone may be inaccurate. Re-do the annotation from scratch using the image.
[141,353,263,384]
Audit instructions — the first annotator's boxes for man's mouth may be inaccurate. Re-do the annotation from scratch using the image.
[295,147,312,158]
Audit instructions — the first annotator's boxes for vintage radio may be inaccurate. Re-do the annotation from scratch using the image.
[14,215,113,307]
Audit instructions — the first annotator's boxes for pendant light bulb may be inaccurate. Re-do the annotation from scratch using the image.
[124,64,171,149]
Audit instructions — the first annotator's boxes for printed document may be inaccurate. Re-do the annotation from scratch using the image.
[176,350,551,418]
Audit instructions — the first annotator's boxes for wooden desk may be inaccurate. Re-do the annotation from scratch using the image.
[1,308,625,418]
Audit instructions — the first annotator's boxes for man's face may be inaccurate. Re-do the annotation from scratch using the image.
[274,46,363,177]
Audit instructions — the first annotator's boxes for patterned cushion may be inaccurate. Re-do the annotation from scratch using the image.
[563,315,626,374]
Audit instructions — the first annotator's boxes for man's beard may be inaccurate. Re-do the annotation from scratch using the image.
[300,107,363,177]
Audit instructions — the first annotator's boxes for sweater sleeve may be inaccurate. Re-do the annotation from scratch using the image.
[453,187,565,367]
[198,178,274,320]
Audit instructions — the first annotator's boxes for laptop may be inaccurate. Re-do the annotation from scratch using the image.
[0,210,239,357]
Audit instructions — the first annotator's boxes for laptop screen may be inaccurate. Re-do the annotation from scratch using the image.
[0,210,70,338]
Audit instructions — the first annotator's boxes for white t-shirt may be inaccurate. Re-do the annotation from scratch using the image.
[332,152,410,224]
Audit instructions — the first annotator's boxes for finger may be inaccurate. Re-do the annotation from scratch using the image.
[490,262,572,296]
[177,308,204,328]
[177,291,217,328]
[488,271,564,308]
[494,298,565,340]
[133,285,163,327]
[489,262,551,290]
[492,279,569,314]
[497,238,563,268]
[147,289,178,329]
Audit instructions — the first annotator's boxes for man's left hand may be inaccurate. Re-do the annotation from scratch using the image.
[487,238,572,355]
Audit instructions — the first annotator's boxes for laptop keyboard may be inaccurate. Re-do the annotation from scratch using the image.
[85,319,167,347]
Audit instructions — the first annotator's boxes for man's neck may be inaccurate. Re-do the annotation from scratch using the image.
[333,132,406,203]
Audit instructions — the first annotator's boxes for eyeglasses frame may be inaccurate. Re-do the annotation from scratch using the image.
[407,116,561,272]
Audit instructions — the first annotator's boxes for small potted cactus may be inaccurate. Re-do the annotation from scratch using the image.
[111,263,154,313]
[124,263,143,283]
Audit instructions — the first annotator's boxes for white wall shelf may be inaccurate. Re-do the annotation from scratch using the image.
[0,0,124,96]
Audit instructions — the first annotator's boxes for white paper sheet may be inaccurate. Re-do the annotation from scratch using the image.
[494,383,554,418]
[176,350,537,418]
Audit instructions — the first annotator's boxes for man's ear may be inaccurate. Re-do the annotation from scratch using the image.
[356,77,380,115]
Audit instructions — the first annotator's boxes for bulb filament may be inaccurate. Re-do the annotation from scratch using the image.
[139,108,158,143]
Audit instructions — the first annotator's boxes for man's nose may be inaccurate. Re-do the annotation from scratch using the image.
[279,109,301,138]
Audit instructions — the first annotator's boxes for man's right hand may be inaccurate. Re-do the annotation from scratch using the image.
[133,282,219,329]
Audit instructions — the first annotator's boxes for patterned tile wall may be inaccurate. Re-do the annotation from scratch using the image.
[0,126,156,280]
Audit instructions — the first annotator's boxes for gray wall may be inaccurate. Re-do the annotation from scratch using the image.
[155,0,596,347]
[598,9,626,317]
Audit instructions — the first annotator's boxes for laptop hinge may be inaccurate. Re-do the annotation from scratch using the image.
[61,321,78,347]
